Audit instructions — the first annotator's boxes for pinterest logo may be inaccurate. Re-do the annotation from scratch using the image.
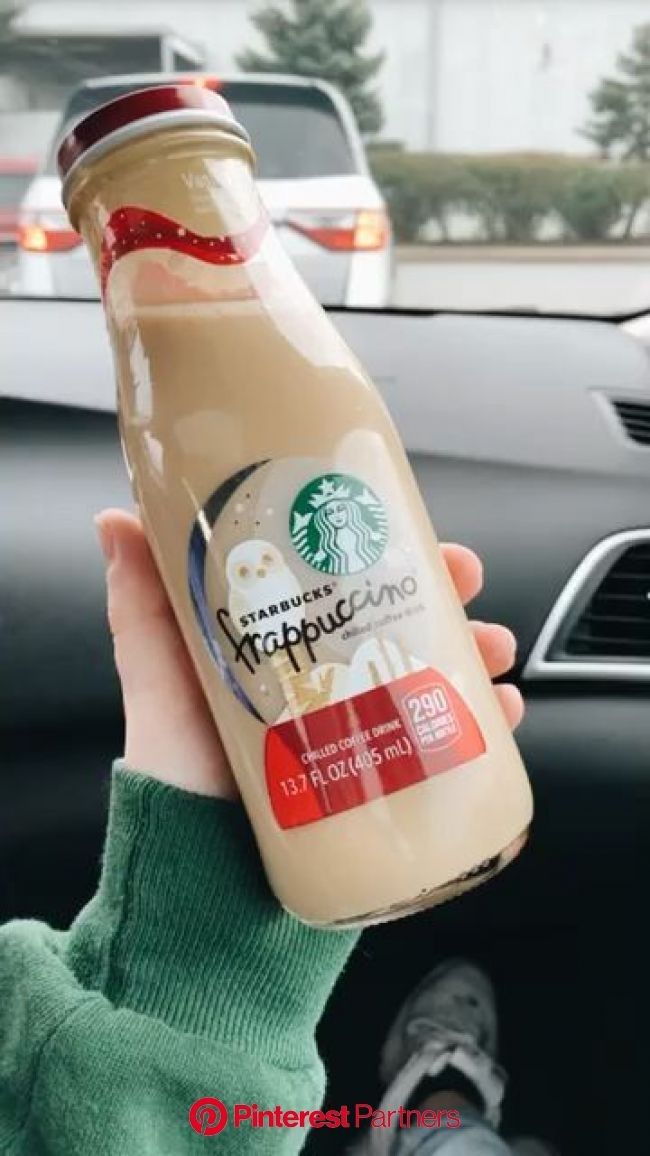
[188,1097,229,1136]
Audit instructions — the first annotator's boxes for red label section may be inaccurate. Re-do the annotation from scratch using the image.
[100,205,269,294]
[265,669,486,829]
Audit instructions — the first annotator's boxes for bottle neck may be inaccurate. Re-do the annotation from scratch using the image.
[67,129,259,261]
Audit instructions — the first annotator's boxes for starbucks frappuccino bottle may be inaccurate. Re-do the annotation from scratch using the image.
[59,85,532,927]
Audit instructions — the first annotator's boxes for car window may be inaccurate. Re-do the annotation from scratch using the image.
[1,1,648,314]
[227,90,357,179]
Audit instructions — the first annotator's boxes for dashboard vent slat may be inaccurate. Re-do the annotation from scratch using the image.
[611,399,650,445]
[560,544,650,660]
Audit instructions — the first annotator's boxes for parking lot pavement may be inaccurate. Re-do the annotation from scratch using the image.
[2,245,649,318]
[392,245,650,316]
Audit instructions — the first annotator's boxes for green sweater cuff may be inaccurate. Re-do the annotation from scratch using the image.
[67,764,359,1069]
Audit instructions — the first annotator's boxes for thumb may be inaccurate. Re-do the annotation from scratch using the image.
[95,509,235,798]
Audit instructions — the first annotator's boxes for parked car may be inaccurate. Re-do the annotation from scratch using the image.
[0,157,37,245]
[15,73,392,307]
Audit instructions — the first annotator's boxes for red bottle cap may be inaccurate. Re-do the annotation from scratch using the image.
[57,84,249,189]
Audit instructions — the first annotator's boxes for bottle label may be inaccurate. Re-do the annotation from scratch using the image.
[188,458,485,828]
[101,205,268,296]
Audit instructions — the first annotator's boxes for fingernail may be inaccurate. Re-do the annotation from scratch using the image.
[94,515,115,562]
[505,627,518,656]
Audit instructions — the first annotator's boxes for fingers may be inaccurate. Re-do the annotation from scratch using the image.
[442,545,512,680]
[441,542,483,606]
[94,509,235,798]
[471,621,516,679]
[95,509,190,702]
[95,509,174,638]
[441,544,524,729]
[464,624,520,730]
[470,621,523,730]
[494,684,525,730]
[94,507,191,692]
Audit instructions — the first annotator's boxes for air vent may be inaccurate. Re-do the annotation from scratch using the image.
[611,399,650,446]
[559,543,650,660]
[524,529,650,680]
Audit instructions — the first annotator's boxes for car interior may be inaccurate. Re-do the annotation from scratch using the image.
[2,295,649,1153]
[3,4,650,1154]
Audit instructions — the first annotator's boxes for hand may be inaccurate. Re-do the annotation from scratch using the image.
[95,509,524,800]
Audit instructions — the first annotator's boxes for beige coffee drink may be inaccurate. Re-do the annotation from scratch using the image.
[59,85,532,927]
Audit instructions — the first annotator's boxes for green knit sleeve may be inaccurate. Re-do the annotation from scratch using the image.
[0,765,359,1155]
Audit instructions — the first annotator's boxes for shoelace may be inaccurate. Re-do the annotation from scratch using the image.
[367,1030,507,1156]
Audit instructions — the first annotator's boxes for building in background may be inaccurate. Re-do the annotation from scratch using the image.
[0,9,203,155]
[1,0,647,154]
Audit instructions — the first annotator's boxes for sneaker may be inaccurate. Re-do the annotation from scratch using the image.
[366,959,508,1154]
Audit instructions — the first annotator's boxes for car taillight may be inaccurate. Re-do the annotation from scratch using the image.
[18,212,82,253]
[285,209,390,251]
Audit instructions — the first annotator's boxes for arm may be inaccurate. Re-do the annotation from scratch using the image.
[0,766,358,1155]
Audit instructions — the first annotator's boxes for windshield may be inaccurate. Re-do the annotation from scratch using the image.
[1,1,649,314]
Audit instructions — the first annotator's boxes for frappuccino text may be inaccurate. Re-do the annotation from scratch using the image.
[216,574,419,674]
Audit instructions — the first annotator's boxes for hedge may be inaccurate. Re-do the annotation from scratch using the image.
[367,150,650,244]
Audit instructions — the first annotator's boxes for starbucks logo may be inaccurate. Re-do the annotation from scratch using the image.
[290,473,388,575]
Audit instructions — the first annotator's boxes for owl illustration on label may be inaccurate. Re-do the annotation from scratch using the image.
[225,538,333,718]
[226,539,303,632]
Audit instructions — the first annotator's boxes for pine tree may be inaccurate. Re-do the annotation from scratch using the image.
[237,0,384,135]
[0,2,18,44]
[582,23,650,159]
[0,2,19,68]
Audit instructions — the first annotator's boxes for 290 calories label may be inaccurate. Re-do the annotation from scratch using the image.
[265,668,486,829]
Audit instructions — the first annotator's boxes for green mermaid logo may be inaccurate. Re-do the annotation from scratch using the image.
[290,474,388,575]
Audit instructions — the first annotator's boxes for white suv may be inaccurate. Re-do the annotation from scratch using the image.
[16,73,392,308]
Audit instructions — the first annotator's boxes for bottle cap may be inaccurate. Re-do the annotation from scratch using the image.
[58,83,250,200]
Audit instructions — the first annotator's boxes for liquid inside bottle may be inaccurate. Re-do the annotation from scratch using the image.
[60,86,533,927]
